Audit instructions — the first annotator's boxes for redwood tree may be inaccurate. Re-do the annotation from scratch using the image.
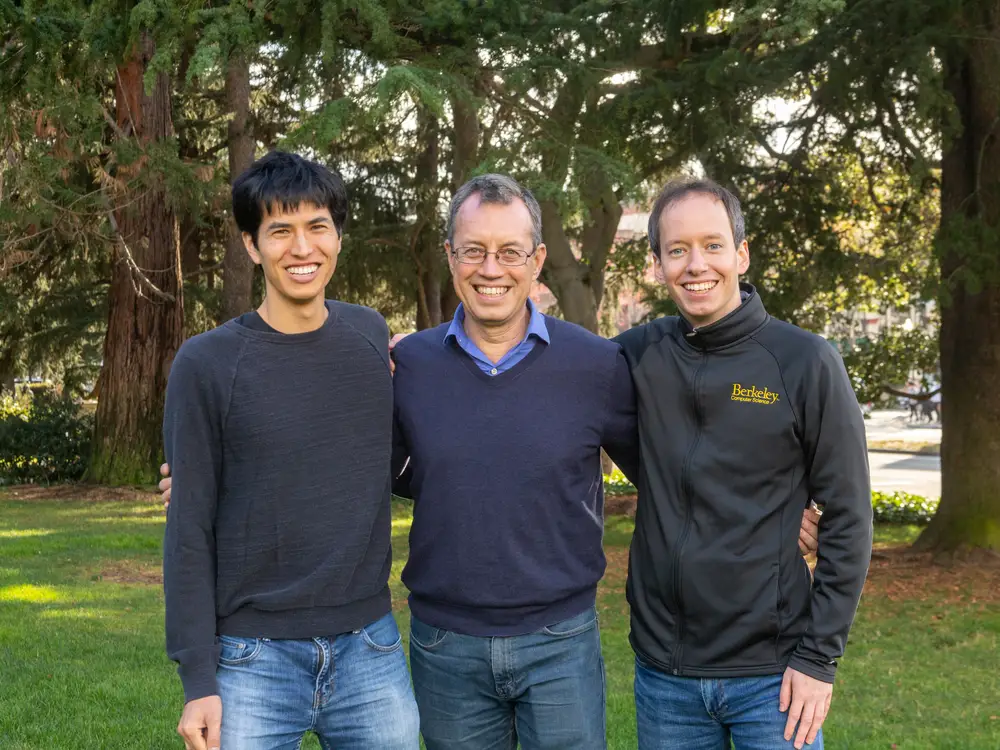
[87,32,184,484]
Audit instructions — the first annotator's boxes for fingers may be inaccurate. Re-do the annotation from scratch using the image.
[206,715,222,750]
[177,720,207,750]
[160,462,170,477]
[783,694,803,744]
[805,697,828,746]
[779,668,792,713]
[793,702,816,749]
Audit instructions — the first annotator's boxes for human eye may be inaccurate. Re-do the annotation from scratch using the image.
[667,246,685,257]
[459,247,486,261]
[498,248,525,263]
[707,242,724,251]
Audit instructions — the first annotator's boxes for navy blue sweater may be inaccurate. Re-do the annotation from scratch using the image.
[392,316,639,635]
[163,301,394,702]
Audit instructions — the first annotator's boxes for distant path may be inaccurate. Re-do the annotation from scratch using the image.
[868,451,940,499]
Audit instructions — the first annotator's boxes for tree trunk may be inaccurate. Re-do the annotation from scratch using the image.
[87,32,184,485]
[222,52,256,320]
[915,1,1000,555]
[539,199,600,332]
[414,108,443,330]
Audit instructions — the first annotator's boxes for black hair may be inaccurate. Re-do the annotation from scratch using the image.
[647,177,746,257]
[232,151,348,243]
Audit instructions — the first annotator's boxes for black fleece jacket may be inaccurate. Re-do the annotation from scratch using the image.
[614,284,873,683]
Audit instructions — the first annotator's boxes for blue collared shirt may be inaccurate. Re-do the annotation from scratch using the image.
[444,299,550,376]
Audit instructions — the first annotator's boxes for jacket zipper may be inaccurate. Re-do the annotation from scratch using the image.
[671,352,707,674]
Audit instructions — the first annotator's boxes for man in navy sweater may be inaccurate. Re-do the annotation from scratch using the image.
[391,174,641,750]
[161,152,418,750]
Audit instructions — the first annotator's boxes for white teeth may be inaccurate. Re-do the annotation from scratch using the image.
[684,281,717,292]
[475,286,507,296]
[288,265,318,275]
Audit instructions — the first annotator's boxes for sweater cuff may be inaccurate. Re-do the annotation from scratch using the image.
[787,651,837,684]
[178,654,219,703]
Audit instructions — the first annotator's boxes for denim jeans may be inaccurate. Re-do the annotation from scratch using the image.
[409,607,606,750]
[216,612,419,749]
[634,657,824,750]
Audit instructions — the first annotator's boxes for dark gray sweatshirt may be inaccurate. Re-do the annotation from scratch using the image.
[162,300,393,702]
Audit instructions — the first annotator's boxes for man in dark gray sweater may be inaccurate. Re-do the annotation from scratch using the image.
[162,152,418,750]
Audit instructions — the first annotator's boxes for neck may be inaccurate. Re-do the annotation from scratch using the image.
[463,304,530,364]
[687,292,743,330]
[258,294,328,334]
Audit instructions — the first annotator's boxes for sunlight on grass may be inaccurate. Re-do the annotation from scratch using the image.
[38,607,112,620]
[0,529,54,539]
[391,517,413,531]
[0,584,62,603]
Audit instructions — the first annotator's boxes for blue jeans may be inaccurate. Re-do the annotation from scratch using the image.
[634,657,824,750]
[409,607,606,750]
[216,612,419,749]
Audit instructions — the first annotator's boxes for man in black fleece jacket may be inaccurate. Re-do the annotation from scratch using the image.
[615,178,872,750]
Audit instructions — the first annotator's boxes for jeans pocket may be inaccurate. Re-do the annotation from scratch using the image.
[409,617,450,650]
[541,609,598,638]
[360,614,403,653]
[217,635,264,666]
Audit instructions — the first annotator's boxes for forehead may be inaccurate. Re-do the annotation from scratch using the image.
[453,194,534,243]
[658,193,732,241]
[260,201,332,225]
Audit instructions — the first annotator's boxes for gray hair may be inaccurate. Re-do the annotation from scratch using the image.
[647,177,746,257]
[447,174,543,248]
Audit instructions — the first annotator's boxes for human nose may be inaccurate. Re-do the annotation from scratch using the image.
[686,246,709,274]
[290,229,311,257]
[478,251,504,277]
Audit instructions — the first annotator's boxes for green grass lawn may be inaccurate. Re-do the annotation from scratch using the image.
[0,491,998,749]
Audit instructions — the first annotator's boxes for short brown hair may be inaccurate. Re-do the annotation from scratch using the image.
[647,177,746,257]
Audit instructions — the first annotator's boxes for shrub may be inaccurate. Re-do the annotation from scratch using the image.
[871,490,938,525]
[602,475,939,525]
[604,468,637,497]
[0,388,93,484]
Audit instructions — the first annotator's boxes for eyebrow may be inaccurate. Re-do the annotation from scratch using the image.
[265,216,331,232]
[665,233,726,245]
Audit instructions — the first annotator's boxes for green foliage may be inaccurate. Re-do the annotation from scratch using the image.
[871,490,939,525]
[604,473,939,525]
[839,324,940,404]
[0,389,93,484]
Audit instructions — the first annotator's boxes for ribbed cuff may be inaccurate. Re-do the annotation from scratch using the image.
[179,657,219,703]
[787,652,837,684]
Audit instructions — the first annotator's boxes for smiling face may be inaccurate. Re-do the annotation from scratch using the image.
[653,193,750,328]
[446,194,546,329]
[242,201,341,308]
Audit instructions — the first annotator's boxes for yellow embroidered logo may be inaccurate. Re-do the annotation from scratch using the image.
[731,383,781,405]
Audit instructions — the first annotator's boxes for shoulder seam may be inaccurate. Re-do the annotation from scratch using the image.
[338,315,390,368]
[749,333,801,437]
[222,336,249,434]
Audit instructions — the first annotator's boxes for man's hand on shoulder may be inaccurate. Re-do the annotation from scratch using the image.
[160,463,172,511]
[780,667,832,749]
[388,332,409,375]
[798,503,820,557]
[177,694,222,750]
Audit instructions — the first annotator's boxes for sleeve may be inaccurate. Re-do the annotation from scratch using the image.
[391,401,414,500]
[787,343,873,684]
[162,345,225,703]
[601,349,641,486]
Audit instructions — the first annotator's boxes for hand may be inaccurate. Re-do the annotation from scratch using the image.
[779,667,832,748]
[159,463,172,511]
[177,694,222,750]
[798,503,820,556]
[388,332,409,375]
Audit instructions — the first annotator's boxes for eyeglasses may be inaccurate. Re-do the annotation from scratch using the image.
[452,246,537,267]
